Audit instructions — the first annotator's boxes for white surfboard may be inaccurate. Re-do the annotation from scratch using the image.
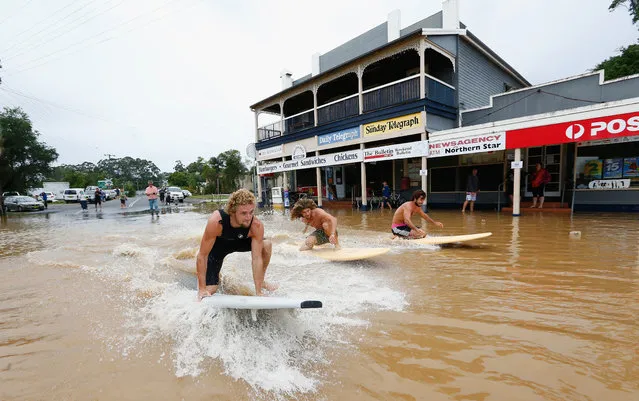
[309,247,390,261]
[201,293,322,310]
[412,232,492,245]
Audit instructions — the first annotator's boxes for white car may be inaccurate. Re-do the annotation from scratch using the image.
[182,189,192,197]
[34,191,56,202]
[63,188,85,203]
[166,187,184,203]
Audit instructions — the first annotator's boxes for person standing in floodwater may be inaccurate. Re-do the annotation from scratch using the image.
[462,168,479,213]
[380,181,392,210]
[391,189,443,239]
[530,163,551,208]
[145,181,159,216]
[94,188,102,212]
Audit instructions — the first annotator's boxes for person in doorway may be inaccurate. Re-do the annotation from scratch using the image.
[196,189,274,300]
[290,198,340,250]
[530,162,551,208]
[40,191,48,209]
[94,188,102,212]
[391,189,444,239]
[380,181,392,210]
[462,168,479,213]
[145,181,159,216]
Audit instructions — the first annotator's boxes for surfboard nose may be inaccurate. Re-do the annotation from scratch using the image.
[301,300,323,309]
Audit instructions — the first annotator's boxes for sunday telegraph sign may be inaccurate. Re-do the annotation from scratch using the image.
[429,133,505,157]
[364,141,429,162]
[258,149,362,175]
[362,113,422,137]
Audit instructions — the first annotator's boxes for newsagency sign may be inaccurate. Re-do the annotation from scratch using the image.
[363,140,429,162]
[429,133,505,157]
[257,149,362,175]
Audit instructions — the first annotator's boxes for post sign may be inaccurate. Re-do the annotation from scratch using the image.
[511,161,523,169]
[507,112,639,149]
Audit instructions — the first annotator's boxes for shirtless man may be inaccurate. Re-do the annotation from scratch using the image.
[290,198,340,250]
[391,190,443,239]
[196,189,275,300]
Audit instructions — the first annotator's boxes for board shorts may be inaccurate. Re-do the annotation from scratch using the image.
[206,238,252,286]
[532,184,545,198]
[308,228,337,245]
[466,192,477,201]
[391,224,412,238]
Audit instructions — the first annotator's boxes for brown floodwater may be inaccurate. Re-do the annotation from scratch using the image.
[1,205,638,400]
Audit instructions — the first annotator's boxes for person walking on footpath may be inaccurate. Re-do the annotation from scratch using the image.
[462,168,479,213]
[94,188,102,212]
[145,181,160,216]
[40,191,48,209]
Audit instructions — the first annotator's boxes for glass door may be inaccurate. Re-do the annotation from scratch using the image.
[525,145,562,197]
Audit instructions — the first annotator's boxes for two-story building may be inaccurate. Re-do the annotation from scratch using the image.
[251,0,529,209]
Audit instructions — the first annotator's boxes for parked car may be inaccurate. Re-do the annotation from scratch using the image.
[166,187,185,203]
[4,196,45,212]
[33,191,56,202]
[63,188,85,203]
[2,191,20,197]
[182,189,192,197]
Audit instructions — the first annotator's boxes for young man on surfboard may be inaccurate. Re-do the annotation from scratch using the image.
[196,189,275,300]
[391,189,443,239]
[290,198,340,250]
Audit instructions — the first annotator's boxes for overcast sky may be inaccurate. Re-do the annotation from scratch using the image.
[0,0,637,172]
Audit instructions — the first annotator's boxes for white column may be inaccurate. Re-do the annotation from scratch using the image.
[419,40,426,99]
[313,85,318,126]
[282,157,287,190]
[358,66,364,114]
[254,111,259,141]
[280,101,285,135]
[513,148,522,216]
[360,143,367,209]
[316,151,322,207]
[421,132,427,209]
[257,170,262,205]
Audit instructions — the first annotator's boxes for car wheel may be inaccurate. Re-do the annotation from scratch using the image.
[18,206,23,212]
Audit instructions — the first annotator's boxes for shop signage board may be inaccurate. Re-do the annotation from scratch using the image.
[317,127,360,146]
[587,179,631,190]
[362,113,422,137]
[257,145,283,158]
[363,140,429,162]
[507,112,639,149]
[428,133,505,157]
[258,149,362,175]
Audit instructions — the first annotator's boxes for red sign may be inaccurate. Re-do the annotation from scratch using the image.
[506,112,639,149]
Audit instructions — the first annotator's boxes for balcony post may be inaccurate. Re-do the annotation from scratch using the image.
[254,111,259,141]
[282,157,287,191]
[313,85,318,127]
[419,40,426,99]
[357,65,363,114]
[279,100,284,135]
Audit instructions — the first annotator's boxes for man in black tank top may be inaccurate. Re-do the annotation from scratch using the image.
[196,189,274,300]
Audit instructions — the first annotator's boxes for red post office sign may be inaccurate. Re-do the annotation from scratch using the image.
[506,112,639,149]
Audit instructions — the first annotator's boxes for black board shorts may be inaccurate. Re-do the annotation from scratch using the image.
[206,238,252,286]
[391,225,411,238]
[532,184,545,197]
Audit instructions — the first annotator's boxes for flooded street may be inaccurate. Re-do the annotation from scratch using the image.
[1,205,638,400]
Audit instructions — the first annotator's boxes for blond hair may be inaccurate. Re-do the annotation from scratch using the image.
[225,189,256,214]
[290,198,317,220]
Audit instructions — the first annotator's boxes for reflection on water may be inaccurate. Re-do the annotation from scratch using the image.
[0,207,638,400]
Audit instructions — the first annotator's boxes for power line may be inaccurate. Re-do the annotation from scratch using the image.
[463,90,540,126]
[6,0,200,76]
[0,0,35,26]
[537,89,604,104]
[1,0,101,57]
[4,0,126,62]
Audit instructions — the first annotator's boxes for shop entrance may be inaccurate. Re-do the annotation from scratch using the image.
[525,145,562,197]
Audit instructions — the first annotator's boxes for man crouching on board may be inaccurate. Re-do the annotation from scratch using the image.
[197,189,275,300]
[291,198,340,250]
[391,190,444,239]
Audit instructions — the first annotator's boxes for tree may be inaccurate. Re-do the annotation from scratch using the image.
[218,149,248,192]
[0,107,58,214]
[609,0,639,25]
[593,44,639,80]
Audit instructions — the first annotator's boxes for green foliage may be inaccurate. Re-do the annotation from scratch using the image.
[168,171,189,187]
[594,44,639,80]
[124,182,136,197]
[0,107,58,197]
[609,0,639,25]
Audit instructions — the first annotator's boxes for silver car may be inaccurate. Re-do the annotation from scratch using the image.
[4,196,45,212]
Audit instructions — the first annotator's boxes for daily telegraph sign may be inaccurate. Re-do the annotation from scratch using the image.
[258,149,362,175]
[428,133,505,157]
[363,140,429,162]
[317,127,360,146]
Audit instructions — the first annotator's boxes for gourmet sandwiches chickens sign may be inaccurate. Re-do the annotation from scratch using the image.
[506,112,639,149]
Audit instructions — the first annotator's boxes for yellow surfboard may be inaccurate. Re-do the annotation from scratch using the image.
[309,247,390,261]
[412,232,492,245]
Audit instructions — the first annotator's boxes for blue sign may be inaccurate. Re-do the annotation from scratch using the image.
[317,127,360,146]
